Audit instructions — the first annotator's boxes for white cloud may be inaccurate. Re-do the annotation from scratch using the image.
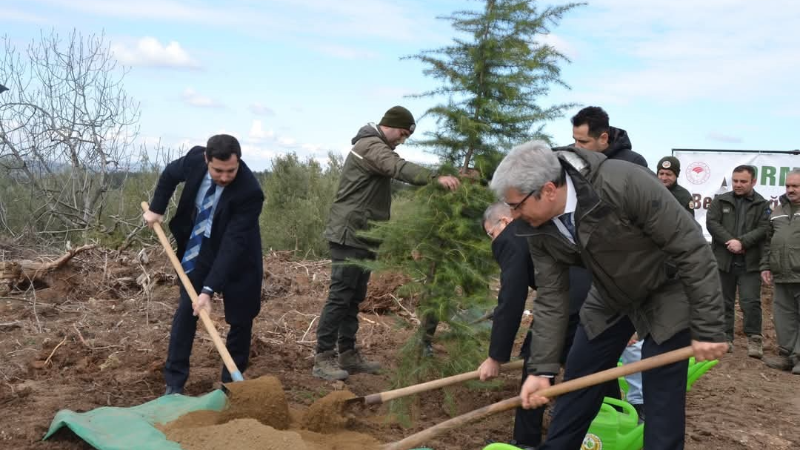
[248,120,275,141]
[707,132,743,144]
[249,103,275,116]
[182,88,223,108]
[111,37,199,69]
[537,33,577,59]
[241,144,279,162]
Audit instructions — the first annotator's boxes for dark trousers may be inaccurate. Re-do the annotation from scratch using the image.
[163,269,253,388]
[315,242,374,354]
[719,267,762,339]
[773,283,800,359]
[541,317,690,450]
[514,313,619,447]
[513,335,551,446]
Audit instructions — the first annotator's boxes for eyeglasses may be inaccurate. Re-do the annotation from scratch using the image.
[505,189,536,210]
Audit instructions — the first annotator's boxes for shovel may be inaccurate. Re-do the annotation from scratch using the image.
[141,201,244,383]
[383,346,695,450]
[346,359,525,407]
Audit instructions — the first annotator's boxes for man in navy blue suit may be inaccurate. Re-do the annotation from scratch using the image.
[144,134,265,395]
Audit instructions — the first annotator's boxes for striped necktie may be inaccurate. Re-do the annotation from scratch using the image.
[181,183,217,274]
[559,212,576,241]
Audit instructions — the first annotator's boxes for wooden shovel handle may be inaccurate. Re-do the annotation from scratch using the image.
[383,346,695,450]
[141,202,244,382]
[364,359,524,405]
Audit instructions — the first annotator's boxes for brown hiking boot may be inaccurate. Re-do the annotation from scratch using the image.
[747,336,763,359]
[764,354,793,371]
[312,350,348,381]
[339,348,381,374]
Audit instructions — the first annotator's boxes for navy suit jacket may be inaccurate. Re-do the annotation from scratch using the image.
[488,220,537,362]
[149,146,265,323]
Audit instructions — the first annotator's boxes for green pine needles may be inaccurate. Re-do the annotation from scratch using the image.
[356,0,582,423]
[360,177,497,423]
[407,0,582,171]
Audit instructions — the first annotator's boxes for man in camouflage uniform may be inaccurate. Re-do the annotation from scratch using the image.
[656,156,694,216]
[313,106,460,380]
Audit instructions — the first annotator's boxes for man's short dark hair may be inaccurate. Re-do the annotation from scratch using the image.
[206,134,242,161]
[733,165,756,179]
[571,106,610,138]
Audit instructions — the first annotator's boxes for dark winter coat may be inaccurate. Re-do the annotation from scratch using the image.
[488,220,537,362]
[668,182,695,217]
[517,147,725,375]
[603,127,648,168]
[706,190,770,273]
[564,131,651,320]
[149,146,265,322]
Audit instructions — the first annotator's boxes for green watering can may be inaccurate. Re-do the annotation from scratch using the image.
[580,397,643,450]
[618,356,719,396]
[482,398,643,450]
[484,356,719,450]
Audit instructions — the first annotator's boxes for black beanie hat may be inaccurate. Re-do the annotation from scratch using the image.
[378,106,416,134]
[657,156,681,176]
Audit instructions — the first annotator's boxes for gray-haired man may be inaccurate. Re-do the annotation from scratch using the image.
[761,169,800,374]
[490,141,728,450]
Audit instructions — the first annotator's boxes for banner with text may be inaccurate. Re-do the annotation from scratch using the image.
[672,150,800,241]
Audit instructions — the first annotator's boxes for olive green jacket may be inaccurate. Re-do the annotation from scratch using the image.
[706,190,770,272]
[323,124,434,250]
[760,195,800,283]
[517,148,725,375]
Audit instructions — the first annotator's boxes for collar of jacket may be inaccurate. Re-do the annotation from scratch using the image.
[351,123,395,150]
[602,126,632,158]
[717,189,765,205]
[777,194,800,208]
[667,181,682,191]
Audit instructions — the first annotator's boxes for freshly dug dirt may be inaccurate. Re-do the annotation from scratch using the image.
[298,429,382,450]
[165,418,308,450]
[220,376,290,430]
[302,390,357,433]
[158,409,220,432]
[160,388,381,450]
[6,245,800,450]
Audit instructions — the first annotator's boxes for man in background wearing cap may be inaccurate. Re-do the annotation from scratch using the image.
[657,156,695,216]
[313,106,461,380]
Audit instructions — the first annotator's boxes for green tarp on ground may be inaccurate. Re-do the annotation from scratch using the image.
[44,390,227,450]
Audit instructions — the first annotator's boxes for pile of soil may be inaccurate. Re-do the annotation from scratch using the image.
[220,376,290,429]
[166,418,308,450]
[302,390,357,433]
[161,379,380,450]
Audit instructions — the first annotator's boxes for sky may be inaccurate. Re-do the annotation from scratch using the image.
[3,0,800,171]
